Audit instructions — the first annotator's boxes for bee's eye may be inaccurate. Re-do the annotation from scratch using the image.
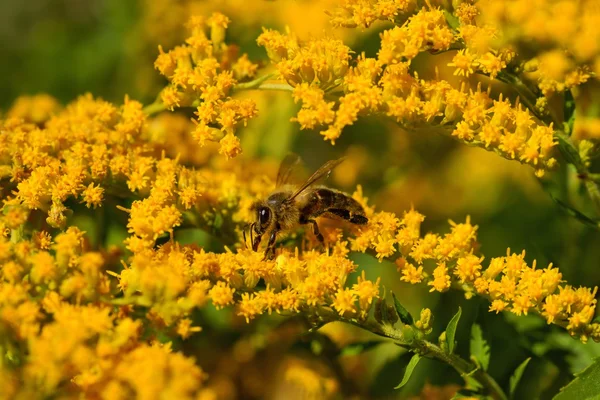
[258,207,271,228]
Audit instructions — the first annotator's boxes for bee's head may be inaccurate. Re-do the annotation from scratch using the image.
[250,202,273,251]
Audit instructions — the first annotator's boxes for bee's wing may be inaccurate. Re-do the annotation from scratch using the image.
[276,153,302,188]
[288,157,345,201]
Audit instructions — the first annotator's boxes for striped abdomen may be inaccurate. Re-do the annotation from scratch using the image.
[299,187,368,225]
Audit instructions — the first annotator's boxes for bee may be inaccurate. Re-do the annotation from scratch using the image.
[245,154,368,259]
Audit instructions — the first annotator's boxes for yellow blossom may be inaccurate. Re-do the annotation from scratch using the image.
[429,262,451,293]
[237,293,265,323]
[332,288,358,316]
[209,281,236,309]
[81,183,104,208]
[400,263,425,284]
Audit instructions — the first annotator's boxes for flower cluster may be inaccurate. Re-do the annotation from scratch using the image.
[154,13,258,158]
[1,94,210,236]
[257,28,352,91]
[6,93,61,124]
[478,0,599,95]
[348,193,600,342]
[116,235,380,325]
[0,226,208,398]
[2,95,140,227]
[327,0,417,28]
[254,8,559,176]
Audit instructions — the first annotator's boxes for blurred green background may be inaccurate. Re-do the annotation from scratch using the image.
[3,0,600,398]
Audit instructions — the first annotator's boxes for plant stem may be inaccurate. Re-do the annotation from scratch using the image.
[232,72,276,91]
[253,82,295,92]
[143,101,167,116]
[416,339,508,400]
[142,73,291,116]
[233,73,295,93]
[554,131,600,214]
[314,307,508,400]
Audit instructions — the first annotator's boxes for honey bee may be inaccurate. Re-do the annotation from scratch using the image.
[245,154,368,259]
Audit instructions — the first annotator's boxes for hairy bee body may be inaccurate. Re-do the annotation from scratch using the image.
[297,186,368,225]
[258,185,368,235]
[247,155,368,258]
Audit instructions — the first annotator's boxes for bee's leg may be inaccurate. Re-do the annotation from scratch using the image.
[263,230,278,261]
[307,219,324,245]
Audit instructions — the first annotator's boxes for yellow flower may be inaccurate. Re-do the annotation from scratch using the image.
[81,183,104,208]
[454,254,483,284]
[379,9,454,63]
[8,93,61,124]
[237,292,265,323]
[489,299,508,313]
[258,31,351,89]
[332,288,357,316]
[218,133,242,159]
[352,270,380,313]
[429,262,451,293]
[400,263,425,284]
[209,281,236,309]
[448,50,478,77]
[176,318,202,339]
[154,14,258,158]
[112,344,206,398]
[291,83,335,130]
[328,0,417,28]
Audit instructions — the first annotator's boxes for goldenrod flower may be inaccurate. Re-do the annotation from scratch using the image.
[154,14,259,157]
[328,0,417,28]
[429,262,451,293]
[209,281,236,309]
[332,287,358,316]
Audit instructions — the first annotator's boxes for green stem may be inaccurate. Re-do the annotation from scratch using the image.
[585,179,600,213]
[143,73,292,116]
[417,340,508,400]
[554,131,600,214]
[233,72,276,91]
[250,82,295,92]
[233,72,294,93]
[314,307,508,400]
[143,101,168,116]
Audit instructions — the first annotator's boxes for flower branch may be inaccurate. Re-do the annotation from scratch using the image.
[312,306,508,400]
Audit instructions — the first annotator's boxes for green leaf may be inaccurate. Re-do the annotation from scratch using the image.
[470,324,490,371]
[554,358,600,400]
[443,10,460,30]
[340,341,383,357]
[446,307,462,354]
[462,370,484,391]
[509,357,531,399]
[394,353,421,389]
[564,89,576,136]
[531,331,600,375]
[550,195,599,230]
[380,296,391,324]
[392,292,414,325]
